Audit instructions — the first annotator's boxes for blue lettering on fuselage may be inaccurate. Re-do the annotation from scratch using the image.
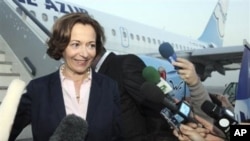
[18,0,38,6]
[19,0,88,14]
[55,1,87,13]
[45,0,88,14]
[45,0,59,12]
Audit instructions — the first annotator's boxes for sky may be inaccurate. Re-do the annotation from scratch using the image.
[69,0,249,88]
[70,0,249,46]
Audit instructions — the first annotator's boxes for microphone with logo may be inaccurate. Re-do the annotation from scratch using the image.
[201,100,238,140]
[140,82,197,131]
[49,114,88,141]
[159,42,179,70]
[142,66,173,95]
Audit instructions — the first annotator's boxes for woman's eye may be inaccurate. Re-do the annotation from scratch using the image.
[70,43,79,48]
[86,44,96,49]
[90,44,96,48]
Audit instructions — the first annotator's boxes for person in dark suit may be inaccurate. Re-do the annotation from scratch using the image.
[9,13,121,141]
[91,47,179,141]
[92,47,147,141]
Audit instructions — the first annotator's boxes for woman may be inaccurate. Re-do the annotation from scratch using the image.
[9,13,122,141]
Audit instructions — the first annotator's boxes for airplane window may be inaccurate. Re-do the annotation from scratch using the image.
[89,14,94,18]
[153,38,156,44]
[130,33,134,40]
[111,29,116,36]
[147,37,151,44]
[158,40,161,45]
[136,35,140,41]
[171,43,176,49]
[30,10,36,17]
[53,16,58,22]
[123,31,127,38]
[142,36,145,42]
[16,8,23,16]
[16,8,27,19]
[42,13,48,22]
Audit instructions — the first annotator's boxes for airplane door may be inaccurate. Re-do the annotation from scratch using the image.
[119,27,129,47]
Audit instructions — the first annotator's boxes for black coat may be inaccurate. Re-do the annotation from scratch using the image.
[98,52,179,141]
[9,69,122,141]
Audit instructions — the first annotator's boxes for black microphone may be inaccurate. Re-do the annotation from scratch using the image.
[140,82,196,125]
[201,100,238,139]
[49,114,88,141]
[159,42,179,70]
[140,81,177,111]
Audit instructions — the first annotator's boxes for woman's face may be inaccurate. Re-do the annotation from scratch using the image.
[63,23,96,75]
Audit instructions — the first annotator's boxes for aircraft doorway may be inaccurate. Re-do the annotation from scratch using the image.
[119,27,129,47]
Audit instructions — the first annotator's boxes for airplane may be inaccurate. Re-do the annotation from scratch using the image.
[0,0,245,101]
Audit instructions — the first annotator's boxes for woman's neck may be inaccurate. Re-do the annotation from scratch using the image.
[62,64,90,82]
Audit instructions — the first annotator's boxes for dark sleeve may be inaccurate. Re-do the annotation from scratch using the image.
[121,54,147,104]
[112,81,123,141]
[8,82,32,141]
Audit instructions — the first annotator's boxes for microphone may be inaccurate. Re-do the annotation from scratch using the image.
[142,66,173,95]
[201,100,238,139]
[140,82,196,125]
[0,79,26,141]
[159,42,179,70]
[140,81,177,111]
[49,114,88,141]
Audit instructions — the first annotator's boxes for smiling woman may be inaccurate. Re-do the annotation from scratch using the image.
[8,13,122,141]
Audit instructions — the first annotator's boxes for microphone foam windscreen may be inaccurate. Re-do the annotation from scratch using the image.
[159,42,175,58]
[0,79,26,141]
[140,81,165,104]
[142,66,160,84]
[49,114,88,141]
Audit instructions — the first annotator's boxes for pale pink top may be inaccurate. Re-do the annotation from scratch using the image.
[59,65,92,120]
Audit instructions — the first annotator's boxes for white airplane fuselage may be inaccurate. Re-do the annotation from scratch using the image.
[1,0,230,100]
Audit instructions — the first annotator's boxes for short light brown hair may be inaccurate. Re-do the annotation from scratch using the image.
[46,13,106,60]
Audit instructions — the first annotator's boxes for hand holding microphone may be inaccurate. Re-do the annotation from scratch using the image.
[201,100,237,140]
[172,58,199,87]
[173,112,227,141]
[140,82,197,127]
[159,43,199,86]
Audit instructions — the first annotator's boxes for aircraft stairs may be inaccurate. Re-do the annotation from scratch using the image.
[0,35,33,140]
[0,35,32,100]
[0,0,39,140]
